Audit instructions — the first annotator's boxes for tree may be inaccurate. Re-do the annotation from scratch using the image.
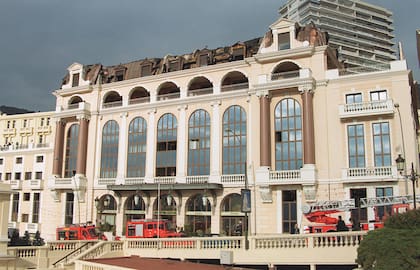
[356,209,420,270]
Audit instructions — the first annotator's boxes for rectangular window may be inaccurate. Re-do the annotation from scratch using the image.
[32,193,40,223]
[16,157,23,164]
[65,193,74,225]
[72,73,80,87]
[169,61,179,72]
[346,93,362,104]
[282,190,297,233]
[23,193,30,201]
[372,122,391,167]
[232,48,244,61]
[40,118,44,126]
[12,120,16,128]
[347,124,365,168]
[278,32,290,50]
[0,173,2,180]
[370,90,387,101]
[11,193,19,222]
[376,187,393,221]
[7,121,11,129]
[36,156,44,163]
[35,172,43,180]
[23,119,28,128]
[5,173,11,180]
[0,158,3,165]
[14,172,21,180]
[25,172,32,180]
[21,214,29,223]
[46,117,50,126]
[38,135,44,144]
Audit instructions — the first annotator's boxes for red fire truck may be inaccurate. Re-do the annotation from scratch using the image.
[56,223,107,240]
[302,195,416,233]
[126,219,185,238]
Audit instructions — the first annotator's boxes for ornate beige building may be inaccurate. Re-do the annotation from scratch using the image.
[0,18,418,242]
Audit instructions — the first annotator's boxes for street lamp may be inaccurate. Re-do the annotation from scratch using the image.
[395,154,418,209]
[225,128,250,250]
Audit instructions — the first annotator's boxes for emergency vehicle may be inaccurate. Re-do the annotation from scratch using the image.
[126,219,185,238]
[56,223,107,240]
[302,195,418,233]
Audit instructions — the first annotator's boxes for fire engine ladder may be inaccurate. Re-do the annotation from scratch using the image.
[360,195,420,208]
[302,199,356,214]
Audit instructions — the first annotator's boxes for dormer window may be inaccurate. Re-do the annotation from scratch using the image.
[115,70,125,81]
[199,53,208,67]
[278,32,290,50]
[169,60,180,72]
[72,73,80,87]
[232,47,245,61]
[141,64,152,77]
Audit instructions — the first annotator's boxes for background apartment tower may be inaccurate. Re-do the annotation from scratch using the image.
[278,0,397,71]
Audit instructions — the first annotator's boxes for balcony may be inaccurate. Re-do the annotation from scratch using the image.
[269,170,302,185]
[3,128,16,136]
[338,99,394,119]
[221,82,249,92]
[156,92,180,101]
[102,100,123,109]
[128,96,150,105]
[188,87,213,97]
[29,179,43,190]
[36,125,51,133]
[11,180,22,190]
[342,166,397,183]
[25,223,39,234]
[19,127,33,135]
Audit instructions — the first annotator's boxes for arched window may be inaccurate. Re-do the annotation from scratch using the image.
[222,106,246,174]
[188,110,210,176]
[125,194,146,222]
[156,114,177,176]
[100,120,119,178]
[274,98,302,170]
[97,195,117,233]
[153,194,177,225]
[221,71,249,92]
[220,193,244,236]
[185,194,211,236]
[64,124,79,177]
[127,117,147,177]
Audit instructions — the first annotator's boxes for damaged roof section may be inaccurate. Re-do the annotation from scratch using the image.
[60,38,262,88]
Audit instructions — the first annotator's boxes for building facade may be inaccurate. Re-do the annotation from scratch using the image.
[1,18,418,241]
[278,0,397,71]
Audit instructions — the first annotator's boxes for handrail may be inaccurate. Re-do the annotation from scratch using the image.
[52,241,93,267]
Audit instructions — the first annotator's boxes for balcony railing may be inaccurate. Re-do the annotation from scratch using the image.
[221,82,249,92]
[271,70,300,81]
[269,170,301,182]
[221,174,245,184]
[125,177,145,185]
[154,177,176,184]
[11,180,22,190]
[338,99,394,118]
[188,87,213,97]
[157,92,180,101]
[128,96,150,105]
[102,100,123,109]
[342,166,394,181]
[186,175,209,184]
[29,179,43,190]
[98,178,116,186]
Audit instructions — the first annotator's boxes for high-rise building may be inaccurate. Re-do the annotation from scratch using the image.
[278,0,397,71]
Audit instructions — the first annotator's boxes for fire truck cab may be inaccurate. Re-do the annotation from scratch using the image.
[126,219,184,238]
[56,223,106,240]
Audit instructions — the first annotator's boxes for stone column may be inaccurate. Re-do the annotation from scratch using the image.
[176,105,187,180]
[210,101,221,183]
[52,119,66,176]
[300,85,315,165]
[116,112,128,184]
[258,91,271,167]
[145,109,157,182]
[76,116,89,176]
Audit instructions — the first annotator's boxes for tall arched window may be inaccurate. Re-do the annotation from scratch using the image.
[125,195,146,222]
[127,117,147,177]
[222,106,246,174]
[64,124,79,177]
[188,110,210,176]
[156,114,177,176]
[100,120,119,178]
[274,98,302,170]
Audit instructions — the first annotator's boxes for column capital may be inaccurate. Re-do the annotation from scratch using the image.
[76,114,91,121]
[147,108,157,115]
[256,90,271,99]
[119,112,128,118]
[53,118,66,125]
[298,83,315,93]
[177,104,188,111]
[210,100,221,107]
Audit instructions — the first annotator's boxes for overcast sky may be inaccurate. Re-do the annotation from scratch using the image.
[0,0,419,112]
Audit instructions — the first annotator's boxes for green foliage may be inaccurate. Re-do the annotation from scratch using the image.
[356,209,420,270]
